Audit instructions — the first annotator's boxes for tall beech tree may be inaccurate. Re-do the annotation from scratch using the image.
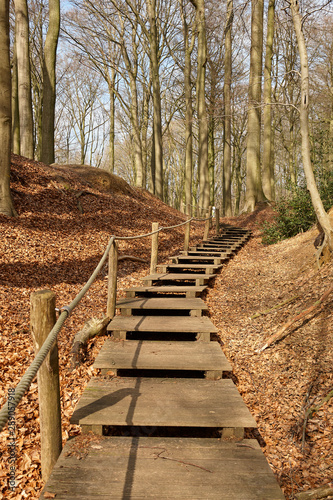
[290,0,333,251]
[0,0,16,216]
[190,0,210,213]
[262,0,275,201]
[244,0,265,212]
[41,0,60,164]
[15,0,34,158]
[223,0,233,215]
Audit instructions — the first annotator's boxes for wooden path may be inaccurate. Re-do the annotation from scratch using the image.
[42,224,284,499]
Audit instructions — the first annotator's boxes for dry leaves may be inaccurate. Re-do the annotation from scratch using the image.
[1,156,332,499]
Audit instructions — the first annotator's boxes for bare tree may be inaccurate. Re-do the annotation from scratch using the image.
[244,0,265,212]
[190,0,210,213]
[15,0,34,158]
[290,0,333,251]
[262,0,275,201]
[41,0,60,164]
[0,0,16,216]
[223,0,233,215]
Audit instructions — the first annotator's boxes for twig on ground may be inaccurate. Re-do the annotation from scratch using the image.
[256,285,333,353]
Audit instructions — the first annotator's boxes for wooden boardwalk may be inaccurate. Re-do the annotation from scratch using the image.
[42,225,285,499]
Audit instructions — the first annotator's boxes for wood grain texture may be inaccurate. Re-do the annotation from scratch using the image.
[42,437,284,499]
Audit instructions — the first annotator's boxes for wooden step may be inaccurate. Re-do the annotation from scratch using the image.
[107,315,217,341]
[116,297,208,316]
[182,249,233,257]
[141,273,216,286]
[42,437,284,500]
[171,254,227,265]
[93,340,231,378]
[71,377,257,435]
[126,285,207,298]
[156,263,222,274]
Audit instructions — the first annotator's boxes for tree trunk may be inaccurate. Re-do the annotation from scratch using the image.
[0,0,16,216]
[108,64,116,173]
[194,0,210,213]
[11,34,20,155]
[147,0,163,200]
[290,0,333,250]
[208,115,215,205]
[180,2,194,211]
[223,0,233,216]
[15,0,34,158]
[41,0,60,164]
[262,0,275,201]
[244,0,265,212]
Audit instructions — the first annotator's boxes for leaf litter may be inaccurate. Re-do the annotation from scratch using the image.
[0,158,332,499]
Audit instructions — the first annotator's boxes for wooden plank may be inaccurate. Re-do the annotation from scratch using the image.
[156,264,222,274]
[107,315,218,334]
[125,286,207,298]
[93,340,231,372]
[42,437,285,500]
[71,377,257,429]
[116,297,208,312]
[141,273,216,282]
[171,255,226,265]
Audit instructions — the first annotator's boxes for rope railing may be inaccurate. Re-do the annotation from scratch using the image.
[0,212,216,433]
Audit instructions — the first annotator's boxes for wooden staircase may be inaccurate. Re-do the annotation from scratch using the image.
[41,225,285,499]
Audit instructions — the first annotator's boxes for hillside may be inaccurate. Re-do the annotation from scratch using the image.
[0,155,332,499]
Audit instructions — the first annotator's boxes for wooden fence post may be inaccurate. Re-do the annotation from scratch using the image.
[107,240,118,319]
[209,206,213,228]
[150,222,159,274]
[184,219,191,252]
[215,207,220,235]
[30,290,62,482]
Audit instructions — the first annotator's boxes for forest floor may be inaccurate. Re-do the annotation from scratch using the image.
[0,155,332,499]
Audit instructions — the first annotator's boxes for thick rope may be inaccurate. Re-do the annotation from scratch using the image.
[0,213,213,432]
[0,236,116,432]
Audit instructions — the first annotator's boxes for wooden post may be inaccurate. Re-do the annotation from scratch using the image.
[209,206,213,228]
[107,240,118,318]
[203,217,210,240]
[30,290,62,482]
[215,207,220,235]
[150,222,159,274]
[184,219,191,252]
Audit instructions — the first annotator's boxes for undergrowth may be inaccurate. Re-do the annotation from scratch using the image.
[262,177,333,245]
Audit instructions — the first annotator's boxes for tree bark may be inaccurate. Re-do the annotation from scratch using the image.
[180,0,195,211]
[11,33,20,155]
[244,0,265,212]
[262,0,275,201]
[223,0,233,216]
[0,0,16,216]
[290,0,333,251]
[147,0,163,200]
[41,0,60,164]
[194,0,210,213]
[15,0,34,158]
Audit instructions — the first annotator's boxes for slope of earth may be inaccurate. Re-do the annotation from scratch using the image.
[0,158,332,499]
[205,206,333,500]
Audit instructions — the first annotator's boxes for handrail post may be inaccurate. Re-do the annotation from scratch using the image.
[215,207,220,235]
[30,290,62,482]
[184,219,191,252]
[209,205,213,228]
[150,222,159,274]
[107,239,118,319]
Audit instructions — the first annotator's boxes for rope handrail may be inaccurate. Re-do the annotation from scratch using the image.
[0,213,214,432]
